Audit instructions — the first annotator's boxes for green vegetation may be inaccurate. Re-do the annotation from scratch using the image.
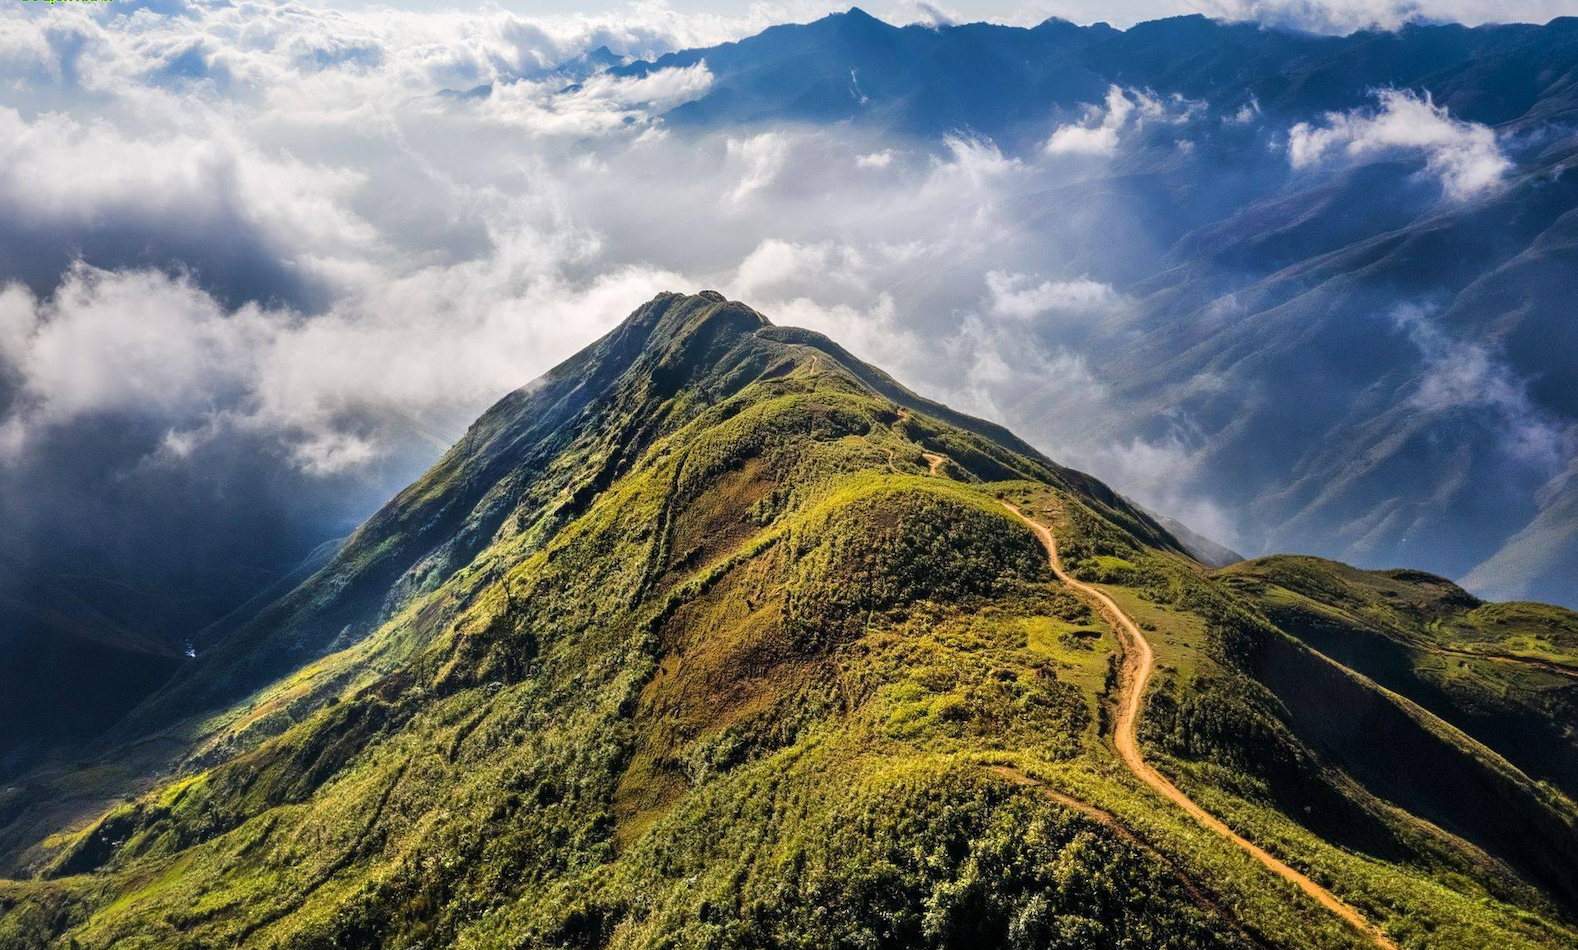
[1,292,1575,950]
[1218,557,1578,805]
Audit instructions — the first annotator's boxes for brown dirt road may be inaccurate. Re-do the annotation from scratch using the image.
[1004,503,1398,950]
[990,765,1275,950]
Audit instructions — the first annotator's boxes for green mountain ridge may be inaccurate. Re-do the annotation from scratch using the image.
[1,292,1575,949]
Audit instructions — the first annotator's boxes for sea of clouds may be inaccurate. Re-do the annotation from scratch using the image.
[0,0,1550,610]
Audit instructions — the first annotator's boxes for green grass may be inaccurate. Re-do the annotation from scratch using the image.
[2,293,1576,950]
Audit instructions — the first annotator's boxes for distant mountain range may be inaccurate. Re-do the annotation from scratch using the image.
[2,292,1575,950]
[611,10,1578,139]
[563,9,1578,608]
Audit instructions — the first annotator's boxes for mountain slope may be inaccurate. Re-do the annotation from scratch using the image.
[585,10,1578,607]
[1055,135,1578,606]
[1,293,1575,950]
[615,12,1578,144]
[0,583,182,779]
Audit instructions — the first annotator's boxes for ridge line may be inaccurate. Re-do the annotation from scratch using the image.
[1004,502,1399,950]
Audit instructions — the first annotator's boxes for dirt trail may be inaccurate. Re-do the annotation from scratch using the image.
[990,765,1275,950]
[854,434,898,473]
[1004,503,1398,950]
[922,453,946,476]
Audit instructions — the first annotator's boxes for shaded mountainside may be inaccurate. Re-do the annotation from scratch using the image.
[1218,557,1578,799]
[0,584,182,780]
[1,293,1576,950]
[613,11,1578,144]
[1068,138,1578,606]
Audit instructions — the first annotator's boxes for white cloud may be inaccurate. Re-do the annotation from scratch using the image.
[477,62,713,136]
[1393,305,1575,468]
[731,239,870,299]
[1227,96,1262,125]
[953,319,1104,421]
[1046,120,1122,157]
[289,431,380,476]
[927,134,1021,194]
[0,259,687,472]
[1202,0,1578,34]
[1045,85,1195,156]
[894,1,962,28]
[985,271,1121,320]
[1288,89,1511,199]
[1,266,277,430]
[726,132,791,201]
[0,283,33,367]
[856,149,895,168]
[764,292,921,375]
[1046,86,1131,156]
[0,106,377,290]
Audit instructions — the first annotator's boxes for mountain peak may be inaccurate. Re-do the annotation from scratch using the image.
[816,6,894,34]
[618,290,770,353]
[1123,13,1219,37]
[10,289,1578,948]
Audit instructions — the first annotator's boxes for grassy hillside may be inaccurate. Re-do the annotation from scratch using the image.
[1,293,1575,950]
[1218,558,1578,831]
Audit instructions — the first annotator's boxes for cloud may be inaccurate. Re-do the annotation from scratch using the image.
[949,316,1105,422]
[761,292,924,383]
[1088,432,1243,550]
[1227,96,1262,125]
[1046,86,1138,156]
[1201,0,1578,34]
[475,62,714,136]
[0,105,376,301]
[0,266,275,436]
[894,1,962,28]
[731,239,870,299]
[985,271,1121,321]
[1287,89,1511,199]
[1393,305,1575,468]
[726,132,792,201]
[0,258,688,474]
[1044,85,1197,156]
[928,134,1021,193]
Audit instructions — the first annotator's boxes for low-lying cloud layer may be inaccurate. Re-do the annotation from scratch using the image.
[0,0,1566,630]
[1203,0,1578,33]
[1394,304,1576,469]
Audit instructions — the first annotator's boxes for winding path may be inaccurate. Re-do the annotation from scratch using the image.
[1004,503,1398,950]
[990,765,1275,950]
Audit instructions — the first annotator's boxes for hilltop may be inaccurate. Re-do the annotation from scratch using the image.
[1,293,1575,950]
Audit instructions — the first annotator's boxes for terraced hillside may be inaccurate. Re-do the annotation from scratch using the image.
[1,293,1574,950]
